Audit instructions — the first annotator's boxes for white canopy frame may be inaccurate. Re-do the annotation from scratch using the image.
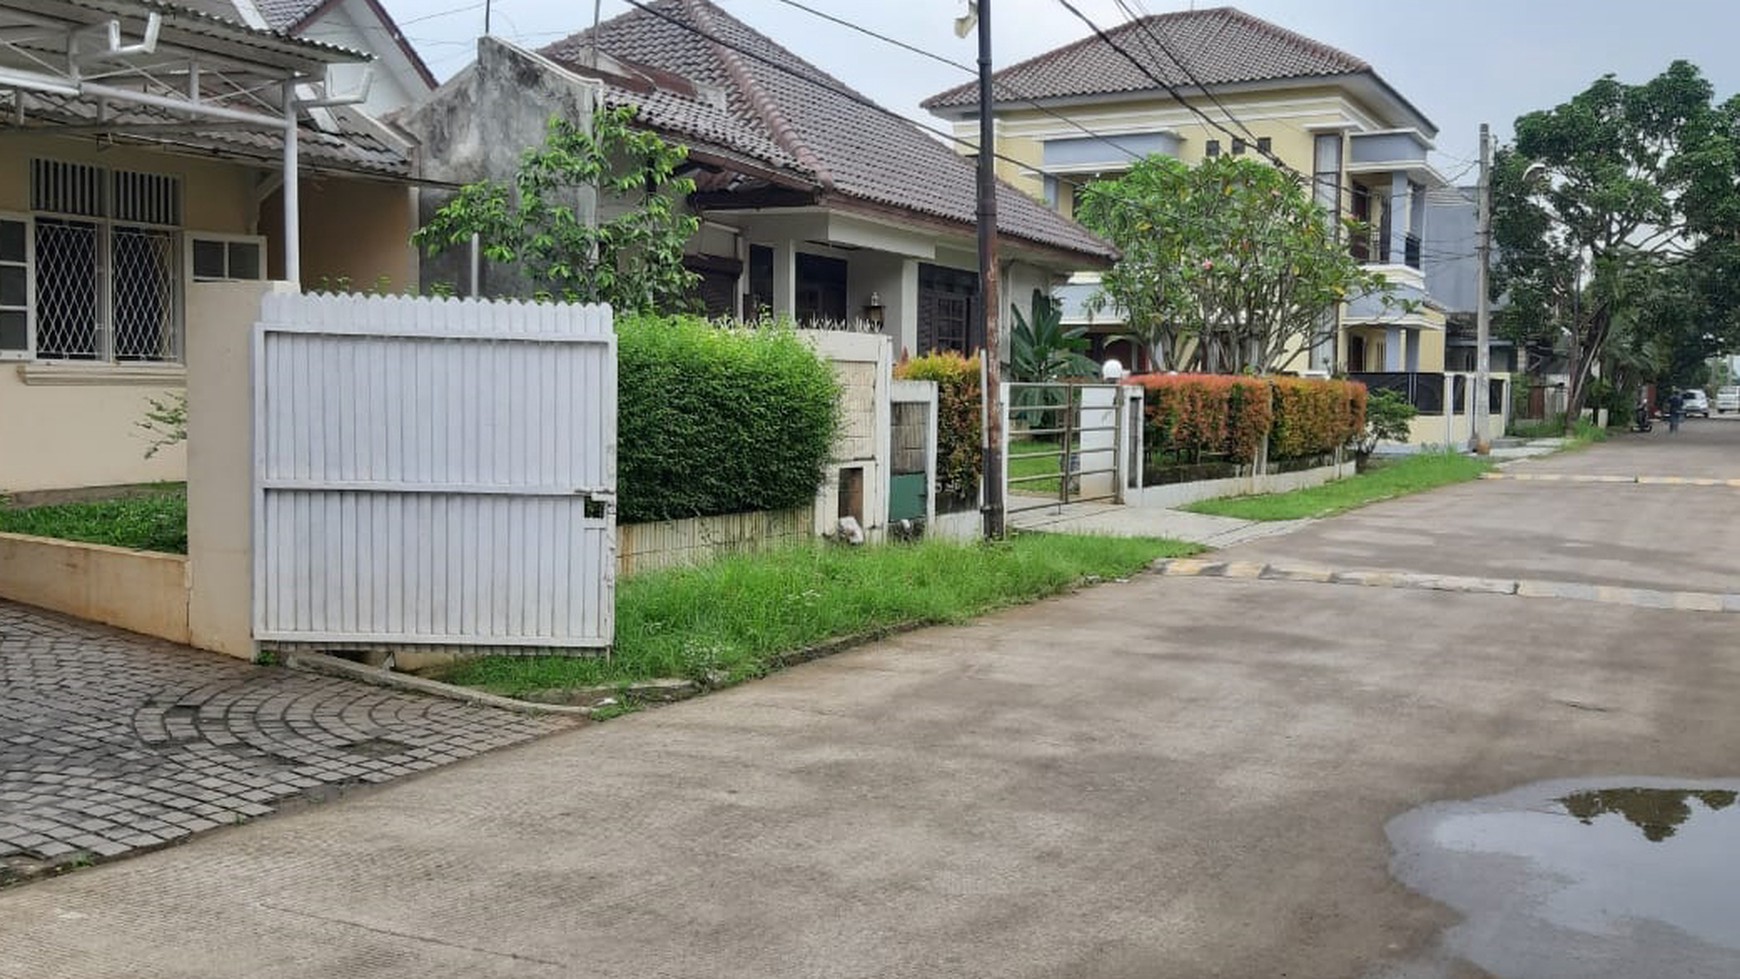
[0,0,375,284]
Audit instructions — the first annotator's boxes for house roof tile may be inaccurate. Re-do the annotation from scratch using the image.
[922,6,1368,110]
[541,0,1114,263]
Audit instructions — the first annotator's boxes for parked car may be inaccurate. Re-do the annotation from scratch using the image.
[1717,387,1739,413]
[1681,390,1711,418]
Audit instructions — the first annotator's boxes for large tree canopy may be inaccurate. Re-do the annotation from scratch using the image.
[1075,155,1394,374]
[1494,61,1740,419]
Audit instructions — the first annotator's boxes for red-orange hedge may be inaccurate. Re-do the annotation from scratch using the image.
[1124,374,1367,462]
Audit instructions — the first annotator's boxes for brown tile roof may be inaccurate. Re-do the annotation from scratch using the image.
[540,0,1114,263]
[922,6,1368,110]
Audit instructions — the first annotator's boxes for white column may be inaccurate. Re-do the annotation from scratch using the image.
[1405,328,1420,372]
[1385,326,1404,371]
[770,240,796,321]
[282,83,301,287]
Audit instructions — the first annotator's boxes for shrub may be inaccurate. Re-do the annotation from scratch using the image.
[1125,374,1273,462]
[895,352,982,511]
[617,315,839,523]
[1355,389,1417,469]
[1270,376,1366,460]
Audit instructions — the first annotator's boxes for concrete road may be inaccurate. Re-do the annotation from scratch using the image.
[1219,424,1740,593]
[4,428,1740,978]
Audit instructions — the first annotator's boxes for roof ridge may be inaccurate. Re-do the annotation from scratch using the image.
[921,6,1368,110]
[1212,7,1369,73]
[681,0,834,190]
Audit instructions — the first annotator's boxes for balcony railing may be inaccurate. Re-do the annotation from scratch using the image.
[1349,372,1504,413]
[1351,232,1423,270]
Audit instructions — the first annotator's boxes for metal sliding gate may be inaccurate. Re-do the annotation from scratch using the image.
[253,292,617,649]
[1003,381,1132,515]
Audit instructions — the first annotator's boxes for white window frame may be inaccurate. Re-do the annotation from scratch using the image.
[28,159,185,365]
[0,211,33,362]
[185,232,268,284]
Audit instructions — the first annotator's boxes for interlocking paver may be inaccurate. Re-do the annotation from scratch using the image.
[0,600,576,883]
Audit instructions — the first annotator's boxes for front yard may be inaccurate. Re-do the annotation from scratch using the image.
[0,485,187,553]
[432,533,1198,698]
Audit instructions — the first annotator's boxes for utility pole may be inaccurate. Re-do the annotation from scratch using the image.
[1472,122,1493,455]
[972,1,1004,538]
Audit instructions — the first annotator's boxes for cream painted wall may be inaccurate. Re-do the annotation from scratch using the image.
[259,177,419,293]
[0,368,187,492]
[0,134,256,232]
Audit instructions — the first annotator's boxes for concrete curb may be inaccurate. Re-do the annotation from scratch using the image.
[1150,559,1740,613]
[283,652,596,718]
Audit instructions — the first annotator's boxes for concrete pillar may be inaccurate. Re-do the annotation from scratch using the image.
[186,280,296,659]
[1389,172,1410,264]
[896,259,919,358]
[770,239,797,321]
[1385,326,1404,371]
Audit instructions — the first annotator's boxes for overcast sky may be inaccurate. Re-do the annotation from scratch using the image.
[377,0,1740,169]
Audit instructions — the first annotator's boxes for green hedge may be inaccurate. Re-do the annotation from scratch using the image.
[1125,373,1368,464]
[617,316,839,524]
[894,351,982,511]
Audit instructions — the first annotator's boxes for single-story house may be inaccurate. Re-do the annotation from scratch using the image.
[0,0,421,492]
[397,0,1117,359]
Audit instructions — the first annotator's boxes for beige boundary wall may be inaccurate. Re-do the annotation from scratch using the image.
[0,533,190,643]
[1130,458,1357,510]
[618,506,813,577]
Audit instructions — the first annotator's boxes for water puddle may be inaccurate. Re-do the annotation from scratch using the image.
[1382,778,1740,979]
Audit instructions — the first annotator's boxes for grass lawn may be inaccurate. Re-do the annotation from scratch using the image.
[434,532,1199,697]
[1006,437,1067,495]
[0,485,187,553]
[1184,453,1493,522]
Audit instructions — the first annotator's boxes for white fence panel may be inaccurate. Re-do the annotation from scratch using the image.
[254,293,615,648]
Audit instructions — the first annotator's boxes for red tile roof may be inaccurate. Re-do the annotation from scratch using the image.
[923,6,1369,110]
[540,0,1115,263]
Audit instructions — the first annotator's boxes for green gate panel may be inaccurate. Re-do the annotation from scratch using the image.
[888,472,928,522]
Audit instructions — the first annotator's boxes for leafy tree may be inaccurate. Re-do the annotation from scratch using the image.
[1074,155,1395,373]
[1493,61,1740,427]
[414,107,701,314]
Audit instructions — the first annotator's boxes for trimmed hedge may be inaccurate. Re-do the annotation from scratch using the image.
[1125,374,1366,463]
[894,351,982,510]
[1271,376,1366,460]
[617,315,839,524]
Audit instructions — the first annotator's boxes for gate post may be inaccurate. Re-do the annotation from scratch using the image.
[186,281,291,659]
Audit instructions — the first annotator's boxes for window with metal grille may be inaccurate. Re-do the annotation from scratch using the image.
[25,159,183,363]
[0,217,29,356]
[1206,139,1221,158]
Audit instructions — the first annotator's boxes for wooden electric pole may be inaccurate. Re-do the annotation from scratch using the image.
[974,0,1004,538]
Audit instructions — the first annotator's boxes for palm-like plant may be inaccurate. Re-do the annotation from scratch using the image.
[1010,289,1097,382]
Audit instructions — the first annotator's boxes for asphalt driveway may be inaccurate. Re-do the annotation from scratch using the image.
[2,425,1738,978]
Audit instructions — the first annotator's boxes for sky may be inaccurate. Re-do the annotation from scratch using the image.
[375,0,1740,169]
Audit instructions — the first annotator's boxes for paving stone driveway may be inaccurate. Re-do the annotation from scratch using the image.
[0,600,574,883]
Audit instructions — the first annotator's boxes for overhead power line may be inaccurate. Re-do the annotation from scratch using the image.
[766,0,1146,164]
[615,0,1095,188]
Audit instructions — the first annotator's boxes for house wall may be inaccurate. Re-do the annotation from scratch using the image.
[0,366,187,492]
[0,133,256,230]
[294,0,433,116]
[398,37,604,298]
[259,177,419,293]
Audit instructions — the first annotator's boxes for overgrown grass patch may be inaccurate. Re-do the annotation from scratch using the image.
[0,485,187,553]
[1184,452,1492,521]
[433,533,1199,697]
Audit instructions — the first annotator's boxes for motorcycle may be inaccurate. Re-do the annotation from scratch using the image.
[1633,404,1654,433]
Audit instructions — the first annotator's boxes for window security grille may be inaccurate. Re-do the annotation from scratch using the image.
[27,159,183,362]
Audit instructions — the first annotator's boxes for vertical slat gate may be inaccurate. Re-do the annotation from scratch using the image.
[253,293,616,648]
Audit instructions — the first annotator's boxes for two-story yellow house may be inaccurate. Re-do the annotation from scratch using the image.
[922,6,1450,378]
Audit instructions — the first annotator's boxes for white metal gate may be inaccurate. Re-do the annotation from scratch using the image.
[1003,381,1132,515]
[253,293,616,648]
